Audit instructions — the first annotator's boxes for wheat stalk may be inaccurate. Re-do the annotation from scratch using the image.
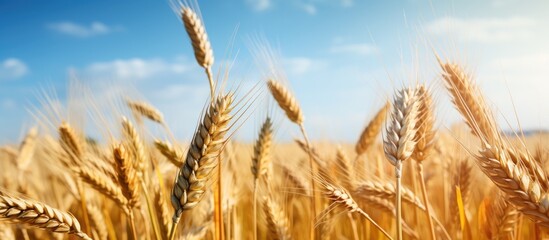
[180,6,215,97]
[354,180,426,210]
[383,87,420,240]
[360,196,419,238]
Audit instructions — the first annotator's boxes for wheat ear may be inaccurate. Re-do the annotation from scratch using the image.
[335,146,353,190]
[113,144,140,209]
[439,61,499,142]
[16,126,38,171]
[411,85,436,240]
[58,122,90,234]
[59,122,84,161]
[87,204,107,240]
[323,183,392,240]
[121,117,147,178]
[180,6,215,97]
[170,93,234,237]
[155,140,184,167]
[267,78,318,239]
[482,193,519,239]
[0,193,92,240]
[383,87,420,240]
[439,60,549,225]
[267,79,303,125]
[262,197,291,240]
[251,117,273,240]
[78,167,128,209]
[355,102,390,157]
[153,183,170,240]
[127,100,164,124]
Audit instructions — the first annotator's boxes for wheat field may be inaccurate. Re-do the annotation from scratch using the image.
[1,2,548,240]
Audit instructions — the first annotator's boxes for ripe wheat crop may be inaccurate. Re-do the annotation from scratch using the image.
[1,2,548,240]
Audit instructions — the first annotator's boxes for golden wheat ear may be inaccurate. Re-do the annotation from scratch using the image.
[0,193,92,240]
[126,100,164,124]
[262,196,291,240]
[355,102,390,157]
[171,93,234,221]
[383,87,421,240]
[267,79,303,125]
[412,85,435,162]
[179,4,215,97]
[438,60,549,226]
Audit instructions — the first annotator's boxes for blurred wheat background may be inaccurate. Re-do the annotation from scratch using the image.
[1,0,549,239]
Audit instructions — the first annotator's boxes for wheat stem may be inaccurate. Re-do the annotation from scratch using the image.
[418,163,436,240]
[298,123,317,240]
[128,210,138,240]
[141,180,163,240]
[253,179,258,240]
[395,162,403,240]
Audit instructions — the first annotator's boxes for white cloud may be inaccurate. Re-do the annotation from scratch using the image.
[48,21,115,37]
[491,0,518,7]
[491,53,549,71]
[340,0,353,7]
[427,16,536,43]
[300,3,317,15]
[72,57,192,81]
[246,0,348,13]
[0,58,29,80]
[247,0,272,11]
[1,99,15,109]
[470,53,549,131]
[330,43,378,55]
[283,57,316,75]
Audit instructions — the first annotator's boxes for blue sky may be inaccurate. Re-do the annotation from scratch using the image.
[2,0,549,143]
